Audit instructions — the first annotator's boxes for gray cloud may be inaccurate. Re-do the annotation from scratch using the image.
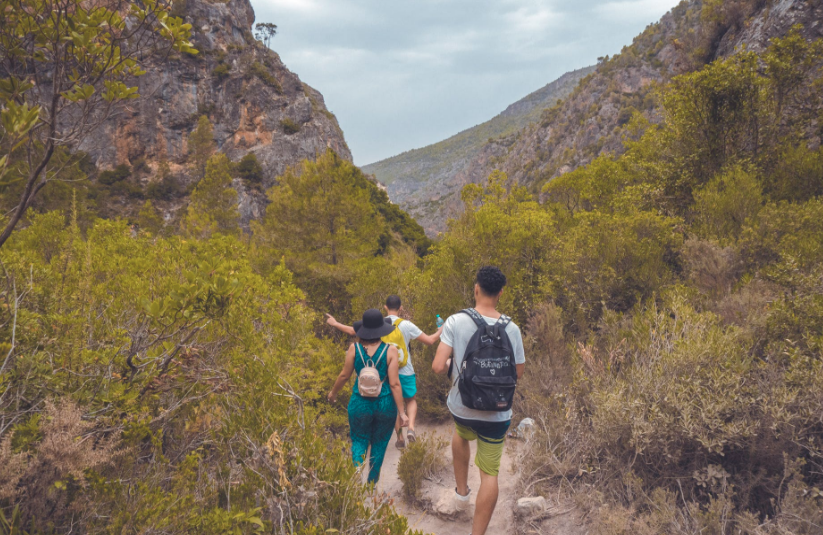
[250,0,680,165]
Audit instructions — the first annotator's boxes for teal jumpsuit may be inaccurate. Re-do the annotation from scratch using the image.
[348,342,397,484]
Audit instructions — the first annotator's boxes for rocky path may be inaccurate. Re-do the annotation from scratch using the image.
[374,422,586,535]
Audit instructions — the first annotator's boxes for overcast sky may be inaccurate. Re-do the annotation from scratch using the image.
[250,0,681,165]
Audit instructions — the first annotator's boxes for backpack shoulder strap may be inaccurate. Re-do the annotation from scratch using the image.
[459,308,487,329]
[393,318,404,327]
[461,308,500,338]
[355,343,368,367]
[372,342,389,367]
[374,343,389,384]
[493,314,512,338]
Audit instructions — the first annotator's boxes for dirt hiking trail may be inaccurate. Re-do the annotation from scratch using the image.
[374,422,586,535]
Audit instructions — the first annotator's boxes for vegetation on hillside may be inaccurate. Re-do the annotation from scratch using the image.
[476,27,821,532]
[0,0,196,249]
[1,2,822,534]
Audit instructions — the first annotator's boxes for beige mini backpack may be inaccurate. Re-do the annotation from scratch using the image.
[356,343,388,398]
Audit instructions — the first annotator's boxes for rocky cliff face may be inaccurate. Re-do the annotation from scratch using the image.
[78,0,351,223]
[382,0,823,235]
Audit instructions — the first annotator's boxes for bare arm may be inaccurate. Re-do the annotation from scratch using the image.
[516,363,525,380]
[432,341,453,375]
[386,346,409,427]
[414,326,443,346]
[325,314,356,336]
[328,344,356,402]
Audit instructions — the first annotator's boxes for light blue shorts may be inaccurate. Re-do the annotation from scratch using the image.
[399,374,417,399]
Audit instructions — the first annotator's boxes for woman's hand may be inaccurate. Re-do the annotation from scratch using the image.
[325,313,337,327]
[327,391,337,403]
[399,412,409,428]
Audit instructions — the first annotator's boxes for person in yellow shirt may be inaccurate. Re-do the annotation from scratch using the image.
[325,295,442,448]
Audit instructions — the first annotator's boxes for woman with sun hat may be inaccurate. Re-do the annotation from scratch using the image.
[327,308,409,484]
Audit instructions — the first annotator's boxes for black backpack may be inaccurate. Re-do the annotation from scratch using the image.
[452,308,517,412]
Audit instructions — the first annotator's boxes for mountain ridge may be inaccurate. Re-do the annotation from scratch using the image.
[362,66,594,230]
[375,0,823,235]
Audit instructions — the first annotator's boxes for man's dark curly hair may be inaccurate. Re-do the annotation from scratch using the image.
[476,266,507,296]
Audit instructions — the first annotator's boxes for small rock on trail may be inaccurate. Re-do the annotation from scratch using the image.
[375,422,579,535]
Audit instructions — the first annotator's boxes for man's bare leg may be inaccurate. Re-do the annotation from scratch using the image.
[452,431,470,496]
[471,470,499,535]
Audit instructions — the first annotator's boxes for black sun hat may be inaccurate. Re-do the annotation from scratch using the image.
[353,316,392,334]
[355,308,395,339]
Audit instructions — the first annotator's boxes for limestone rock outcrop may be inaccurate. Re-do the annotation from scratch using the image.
[78,0,351,224]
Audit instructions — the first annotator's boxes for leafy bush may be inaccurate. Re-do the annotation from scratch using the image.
[97,163,131,185]
[280,118,300,135]
[212,63,230,80]
[236,152,264,184]
[109,177,143,199]
[146,175,181,200]
[526,295,823,524]
[693,164,763,242]
[397,433,448,500]
[246,61,282,93]
[0,213,421,534]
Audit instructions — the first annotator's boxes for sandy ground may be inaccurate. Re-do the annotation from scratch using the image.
[372,422,588,535]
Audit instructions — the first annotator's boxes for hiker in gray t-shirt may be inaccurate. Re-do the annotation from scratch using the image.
[432,266,525,535]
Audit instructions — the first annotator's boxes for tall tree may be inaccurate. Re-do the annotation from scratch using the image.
[0,0,196,249]
[252,149,381,311]
[184,153,239,238]
[188,116,215,179]
[138,199,164,235]
[254,23,278,48]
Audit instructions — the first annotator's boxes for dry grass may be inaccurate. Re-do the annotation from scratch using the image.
[0,399,119,529]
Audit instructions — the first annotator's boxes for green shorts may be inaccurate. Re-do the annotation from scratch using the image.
[452,415,510,476]
[399,374,417,399]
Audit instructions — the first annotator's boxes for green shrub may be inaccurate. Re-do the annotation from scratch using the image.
[693,164,763,243]
[131,157,149,174]
[109,178,143,199]
[0,214,423,534]
[397,433,448,499]
[280,118,300,135]
[236,152,264,184]
[97,163,131,185]
[525,294,823,523]
[146,176,181,200]
[212,63,230,80]
[246,61,282,93]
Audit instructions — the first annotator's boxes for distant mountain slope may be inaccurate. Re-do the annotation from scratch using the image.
[379,0,823,235]
[361,67,594,225]
[483,0,823,195]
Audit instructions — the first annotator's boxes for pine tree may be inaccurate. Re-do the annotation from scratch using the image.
[188,116,216,179]
[184,153,239,237]
[138,200,165,236]
[252,149,381,311]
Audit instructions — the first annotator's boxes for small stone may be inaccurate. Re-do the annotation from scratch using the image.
[515,496,547,518]
[516,417,535,438]
[433,489,472,519]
